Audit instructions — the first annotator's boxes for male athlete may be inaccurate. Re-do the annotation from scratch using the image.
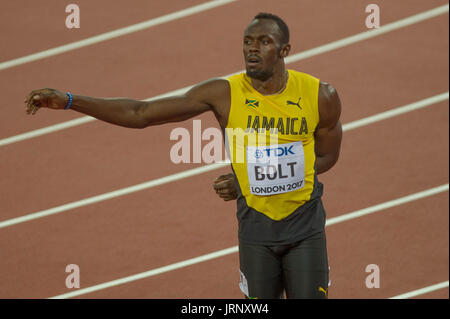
[25,13,342,299]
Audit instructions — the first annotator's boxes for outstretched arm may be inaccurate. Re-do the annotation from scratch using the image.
[24,78,230,128]
[314,82,342,174]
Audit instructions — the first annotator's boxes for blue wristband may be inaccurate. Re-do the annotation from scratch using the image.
[65,92,73,110]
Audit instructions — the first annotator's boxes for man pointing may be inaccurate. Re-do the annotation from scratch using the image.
[25,13,342,298]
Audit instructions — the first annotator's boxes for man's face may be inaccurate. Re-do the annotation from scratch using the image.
[243,19,288,81]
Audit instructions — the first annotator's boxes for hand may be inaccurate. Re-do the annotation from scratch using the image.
[213,173,238,201]
[24,88,68,115]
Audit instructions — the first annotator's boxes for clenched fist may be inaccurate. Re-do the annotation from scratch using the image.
[213,173,238,201]
[24,88,69,115]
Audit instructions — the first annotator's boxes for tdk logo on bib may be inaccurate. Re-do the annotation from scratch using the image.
[257,145,295,158]
[250,145,296,163]
[254,149,264,159]
[247,141,305,195]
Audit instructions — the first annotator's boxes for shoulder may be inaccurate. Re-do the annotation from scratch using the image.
[288,69,320,84]
[197,77,230,90]
[185,78,231,128]
[318,81,339,102]
[186,78,230,105]
[317,81,341,128]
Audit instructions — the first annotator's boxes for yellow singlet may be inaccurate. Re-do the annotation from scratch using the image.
[226,69,320,221]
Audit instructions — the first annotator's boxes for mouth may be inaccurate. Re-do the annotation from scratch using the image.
[246,55,262,67]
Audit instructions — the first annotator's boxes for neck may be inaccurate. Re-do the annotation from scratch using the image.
[250,65,288,95]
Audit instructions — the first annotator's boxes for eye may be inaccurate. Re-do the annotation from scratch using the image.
[244,39,251,45]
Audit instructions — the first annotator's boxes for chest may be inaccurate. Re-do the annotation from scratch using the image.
[228,94,316,141]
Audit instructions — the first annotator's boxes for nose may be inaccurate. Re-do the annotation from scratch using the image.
[248,41,260,53]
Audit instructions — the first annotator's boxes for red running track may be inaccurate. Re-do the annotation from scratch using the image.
[0,0,448,299]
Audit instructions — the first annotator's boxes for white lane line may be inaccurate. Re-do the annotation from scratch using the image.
[0,0,236,71]
[0,117,95,147]
[49,246,240,299]
[0,94,447,229]
[390,281,449,299]
[1,3,448,147]
[342,93,449,132]
[49,184,449,299]
[326,184,449,226]
[284,3,449,64]
[0,161,229,229]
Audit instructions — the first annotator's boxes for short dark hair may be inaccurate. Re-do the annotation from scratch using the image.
[253,12,289,45]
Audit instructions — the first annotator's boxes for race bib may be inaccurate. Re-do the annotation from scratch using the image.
[246,141,305,195]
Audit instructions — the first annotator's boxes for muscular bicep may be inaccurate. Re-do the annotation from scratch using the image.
[315,121,342,156]
[138,95,210,126]
[136,78,229,128]
[314,82,342,172]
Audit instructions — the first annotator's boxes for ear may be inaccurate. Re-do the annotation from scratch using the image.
[279,44,291,58]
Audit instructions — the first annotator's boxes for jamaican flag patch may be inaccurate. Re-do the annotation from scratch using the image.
[245,99,259,108]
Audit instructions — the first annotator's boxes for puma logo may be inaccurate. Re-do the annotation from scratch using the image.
[286,97,302,109]
[318,286,328,297]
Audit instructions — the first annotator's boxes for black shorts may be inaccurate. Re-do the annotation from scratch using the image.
[238,231,329,299]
